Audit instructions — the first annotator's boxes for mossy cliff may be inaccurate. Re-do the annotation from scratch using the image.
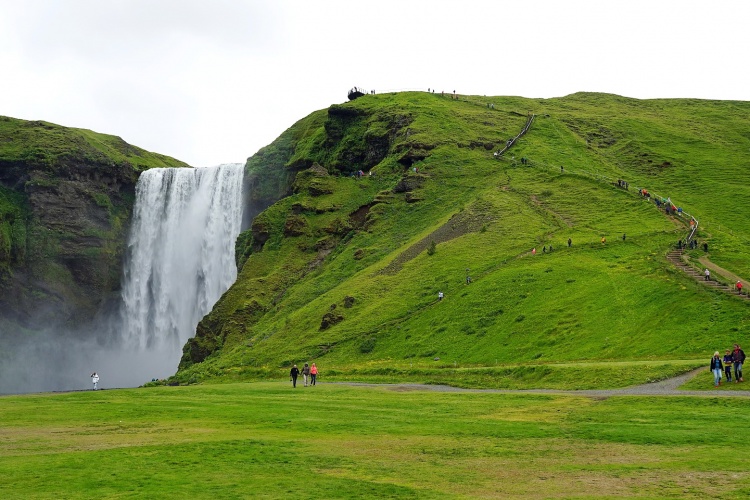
[177,91,750,384]
[0,116,188,332]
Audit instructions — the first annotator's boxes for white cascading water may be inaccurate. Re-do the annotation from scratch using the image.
[0,164,245,394]
[120,164,244,353]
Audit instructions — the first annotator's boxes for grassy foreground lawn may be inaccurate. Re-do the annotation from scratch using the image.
[2,383,749,499]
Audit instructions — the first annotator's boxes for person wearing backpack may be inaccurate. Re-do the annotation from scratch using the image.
[302,363,311,387]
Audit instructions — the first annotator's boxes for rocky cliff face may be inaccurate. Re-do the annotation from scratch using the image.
[0,116,188,334]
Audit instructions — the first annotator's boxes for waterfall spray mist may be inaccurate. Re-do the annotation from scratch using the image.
[0,164,245,394]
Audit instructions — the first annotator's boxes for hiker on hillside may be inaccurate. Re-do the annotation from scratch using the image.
[302,363,311,387]
[703,242,708,252]
[704,269,710,281]
[736,281,743,294]
[438,291,444,301]
[290,364,300,388]
[310,363,318,386]
[732,344,745,382]
[532,247,536,255]
[710,352,723,387]
[723,349,734,383]
[601,237,606,245]
[567,238,572,247]
[622,233,626,241]
[91,372,99,391]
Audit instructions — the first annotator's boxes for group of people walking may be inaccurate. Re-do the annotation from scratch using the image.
[710,344,746,387]
[289,363,318,388]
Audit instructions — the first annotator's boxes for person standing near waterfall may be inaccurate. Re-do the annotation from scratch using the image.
[91,372,99,391]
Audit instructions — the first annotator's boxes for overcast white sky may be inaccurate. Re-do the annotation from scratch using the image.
[1,0,748,167]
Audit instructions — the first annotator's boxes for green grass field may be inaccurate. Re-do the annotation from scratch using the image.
[2,383,748,499]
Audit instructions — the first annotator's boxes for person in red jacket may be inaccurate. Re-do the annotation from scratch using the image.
[736,281,743,294]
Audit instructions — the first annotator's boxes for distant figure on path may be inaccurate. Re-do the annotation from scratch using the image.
[302,363,311,387]
[710,352,723,387]
[733,344,745,382]
[601,237,606,245]
[310,363,318,386]
[703,242,708,252]
[567,238,572,247]
[560,166,564,173]
[723,349,734,383]
[290,364,300,388]
[438,291,444,301]
[622,233,626,241]
[704,268,710,281]
[736,281,743,294]
[532,247,536,255]
[91,372,99,391]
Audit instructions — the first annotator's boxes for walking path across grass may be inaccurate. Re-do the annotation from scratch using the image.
[337,367,750,398]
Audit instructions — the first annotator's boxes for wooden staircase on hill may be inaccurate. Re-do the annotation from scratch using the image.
[666,249,749,300]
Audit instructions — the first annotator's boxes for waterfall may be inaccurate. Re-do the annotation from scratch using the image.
[120,164,245,352]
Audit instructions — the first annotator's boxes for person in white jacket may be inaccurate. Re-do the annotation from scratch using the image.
[91,372,99,390]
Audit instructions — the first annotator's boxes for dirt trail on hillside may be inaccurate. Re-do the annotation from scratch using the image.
[337,368,750,398]
[698,256,748,285]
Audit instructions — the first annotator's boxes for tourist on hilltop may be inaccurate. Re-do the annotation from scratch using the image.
[302,363,311,387]
[90,372,99,391]
[290,364,300,388]
[310,363,318,386]
[736,281,743,294]
[732,344,745,382]
[723,349,734,383]
[710,352,723,387]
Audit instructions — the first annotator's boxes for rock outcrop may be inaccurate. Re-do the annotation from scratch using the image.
[0,116,188,333]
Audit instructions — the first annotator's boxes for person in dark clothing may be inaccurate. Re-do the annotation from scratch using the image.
[723,349,734,383]
[290,364,300,388]
[302,363,311,387]
[733,344,745,382]
[567,238,572,247]
[703,242,708,252]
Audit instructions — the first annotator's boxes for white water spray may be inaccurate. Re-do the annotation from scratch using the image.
[0,164,245,394]
[120,164,245,353]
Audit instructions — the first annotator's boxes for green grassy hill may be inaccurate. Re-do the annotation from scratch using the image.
[176,92,750,388]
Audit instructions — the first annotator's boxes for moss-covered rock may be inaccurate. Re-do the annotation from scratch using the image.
[0,115,188,331]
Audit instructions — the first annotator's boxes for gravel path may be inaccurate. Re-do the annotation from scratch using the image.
[337,368,750,398]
